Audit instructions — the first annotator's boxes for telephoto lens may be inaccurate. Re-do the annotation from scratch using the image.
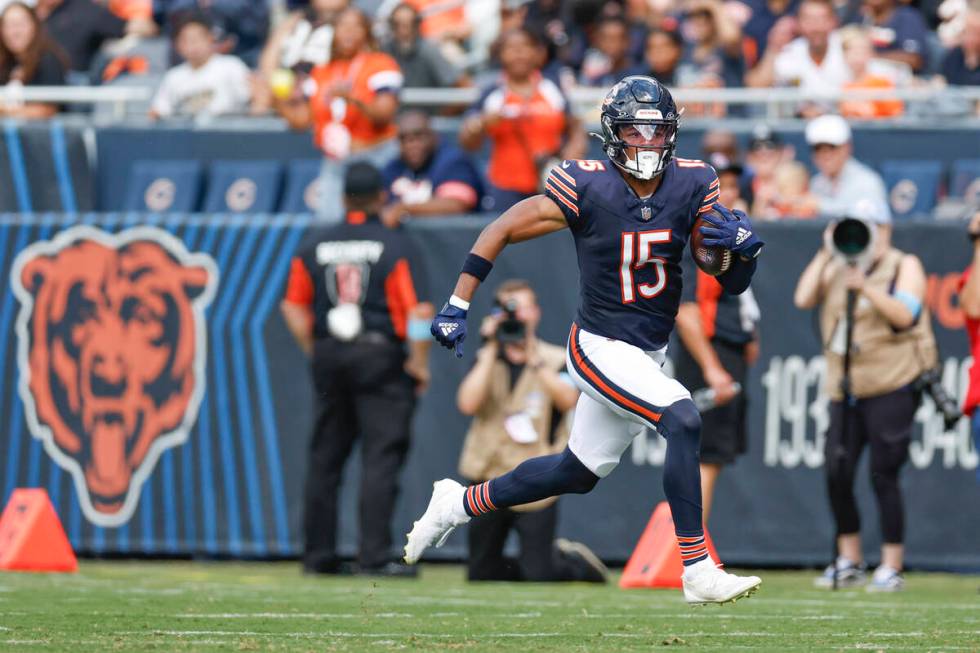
[832,218,873,263]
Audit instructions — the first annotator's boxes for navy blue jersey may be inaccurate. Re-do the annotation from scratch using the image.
[382,142,483,210]
[544,157,719,350]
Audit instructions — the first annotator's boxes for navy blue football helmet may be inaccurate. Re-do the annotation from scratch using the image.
[597,76,680,180]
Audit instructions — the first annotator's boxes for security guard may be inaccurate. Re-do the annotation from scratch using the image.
[281,162,433,576]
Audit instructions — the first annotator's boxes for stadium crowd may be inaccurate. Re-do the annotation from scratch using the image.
[0,0,976,220]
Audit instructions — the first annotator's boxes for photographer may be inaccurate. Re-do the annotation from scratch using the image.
[957,211,980,483]
[794,200,937,592]
[455,280,606,583]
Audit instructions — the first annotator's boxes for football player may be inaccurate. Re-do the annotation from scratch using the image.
[405,76,764,604]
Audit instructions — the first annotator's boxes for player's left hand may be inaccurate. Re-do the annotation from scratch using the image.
[431,302,468,358]
[699,205,764,259]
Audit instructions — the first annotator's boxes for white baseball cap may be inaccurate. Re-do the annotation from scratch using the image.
[848,197,892,225]
[805,114,852,147]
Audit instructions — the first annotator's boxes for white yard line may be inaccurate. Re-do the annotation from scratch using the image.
[170,610,543,619]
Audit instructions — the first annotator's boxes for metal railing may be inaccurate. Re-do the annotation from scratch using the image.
[2,83,979,122]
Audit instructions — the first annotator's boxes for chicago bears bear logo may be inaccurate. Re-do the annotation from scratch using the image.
[10,226,218,527]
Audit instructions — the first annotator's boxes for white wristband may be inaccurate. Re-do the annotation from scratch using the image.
[449,295,470,311]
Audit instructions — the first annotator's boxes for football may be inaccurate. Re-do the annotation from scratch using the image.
[690,210,733,276]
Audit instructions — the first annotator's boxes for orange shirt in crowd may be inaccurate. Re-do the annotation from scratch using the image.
[475,74,569,194]
[840,76,904,119]
[109,0,151,20]
[308,52,403,157]
[405,0,467,40]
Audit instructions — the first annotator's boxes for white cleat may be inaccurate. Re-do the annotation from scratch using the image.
[403,479,470,564]
[682,561,762,605]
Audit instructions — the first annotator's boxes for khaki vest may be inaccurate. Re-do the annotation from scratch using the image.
[820,248,937,400]
[457,340,572,512]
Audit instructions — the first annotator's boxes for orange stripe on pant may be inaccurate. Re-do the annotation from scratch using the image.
[569,324,662,423]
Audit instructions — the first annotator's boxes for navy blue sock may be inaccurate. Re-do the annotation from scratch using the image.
[463,447,599,517]
[658,399,708,565]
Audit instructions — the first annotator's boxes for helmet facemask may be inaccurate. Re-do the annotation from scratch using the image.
[602,115,677,181]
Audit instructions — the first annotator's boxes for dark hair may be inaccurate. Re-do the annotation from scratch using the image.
[389,3,421,27]
[0,2,68,84]
[646,28,683,50]
[499,25,542,49]
[595,15,629,34]
[172,10,214,41]
[799,0,836,13]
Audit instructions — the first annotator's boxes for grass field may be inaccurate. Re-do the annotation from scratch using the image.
[0,562,977,652]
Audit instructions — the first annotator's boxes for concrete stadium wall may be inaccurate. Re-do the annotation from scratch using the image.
[0,214,976,569]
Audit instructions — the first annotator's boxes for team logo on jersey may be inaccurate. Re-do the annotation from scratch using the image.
[641,206,652,221]
[10,226,218,527]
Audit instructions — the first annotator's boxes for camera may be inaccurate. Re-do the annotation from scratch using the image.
[829,217,874,265]
[915,368,962,431]
[496,299,526,344]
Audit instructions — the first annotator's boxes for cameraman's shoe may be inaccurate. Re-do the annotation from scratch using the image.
[556,538,608,583]
[814,557,867,589]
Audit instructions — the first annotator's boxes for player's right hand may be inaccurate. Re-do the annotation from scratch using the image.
[431,303,468,358]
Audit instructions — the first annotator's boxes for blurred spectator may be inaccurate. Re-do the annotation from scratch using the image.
[525,0,574,67]
[456,279,606,584]
[382,3,463,90]
[859,0,929,73]
[0,1,67,119]
[839,25,904,119]
[253,0,348,115]
[460,27,586,211]
[701,128,741,162]
[107,0,150,21]
[34,0,126,74]
[680,0,744,89]
[707,152,749,213]
[755,160,820,218]
[940,4,980,86]
[149,13,250,120]
[578,16,635,87]
[630,28,684,85]
[745,124,792,206]
[805,114,890,219]
[154,0,269,66]
[279,7,402,222]
[702,128,755,202]
[740,0,800,67]
[746,0,848,94]
[563,0,627,74]
[378,0,472,68]
[380,111,483,226]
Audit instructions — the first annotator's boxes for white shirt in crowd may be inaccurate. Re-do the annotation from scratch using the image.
[774,31,850,94]
[151,54,251,119]
[811,158,891,220]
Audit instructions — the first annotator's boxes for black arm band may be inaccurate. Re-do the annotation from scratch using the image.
[461,253,493,282]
